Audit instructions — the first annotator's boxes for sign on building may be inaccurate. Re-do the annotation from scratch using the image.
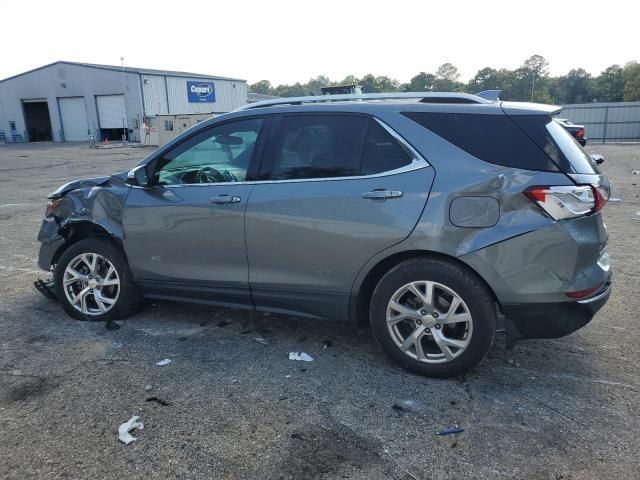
[187,81,216,103]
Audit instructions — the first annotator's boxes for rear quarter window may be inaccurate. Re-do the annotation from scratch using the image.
[402,112,560,172]
[509,116,600,174]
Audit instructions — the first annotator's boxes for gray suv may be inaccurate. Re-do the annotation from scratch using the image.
[37,92,612,378]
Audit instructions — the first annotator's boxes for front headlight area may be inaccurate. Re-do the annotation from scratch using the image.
[45,198,63,217]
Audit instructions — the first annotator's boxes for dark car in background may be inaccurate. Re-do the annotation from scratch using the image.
[556,118,587,146]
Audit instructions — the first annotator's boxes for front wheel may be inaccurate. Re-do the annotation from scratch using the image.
[370,257,496,378]
[54,238,142,321]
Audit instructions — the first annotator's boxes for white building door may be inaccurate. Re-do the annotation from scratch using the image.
[96,95,127,129]
[59,97,89,142]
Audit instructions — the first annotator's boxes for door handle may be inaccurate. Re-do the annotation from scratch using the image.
[209,195,241,204]
[361,190,403,200]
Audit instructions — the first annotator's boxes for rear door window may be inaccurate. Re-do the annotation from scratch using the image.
[402,112,560,172]
[270,115,366,180]
[361,119,413,175]
[268,115,414,180]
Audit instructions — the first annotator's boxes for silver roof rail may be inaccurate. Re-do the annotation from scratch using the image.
[237,92,493,111]
[476,90,502,101]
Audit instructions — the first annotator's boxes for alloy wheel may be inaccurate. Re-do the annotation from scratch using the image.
[62,253,120,316]
[386,281,473,363]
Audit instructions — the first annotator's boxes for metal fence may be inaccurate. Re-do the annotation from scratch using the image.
[560,101,640,143]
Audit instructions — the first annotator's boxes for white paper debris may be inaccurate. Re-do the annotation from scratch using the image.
[156,359,171,366]
[289,352,314,362]
[118,416,144,445]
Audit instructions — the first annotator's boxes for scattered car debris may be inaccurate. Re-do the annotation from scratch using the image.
[118,416,144,445]
[105,318,120,330]
[392,400,419,413]
[253,336,269,346]
[156,359,171,366]
[436,427,465,436]
[145,397,170,406]
[34,278,57,301]
[289,352,313,362]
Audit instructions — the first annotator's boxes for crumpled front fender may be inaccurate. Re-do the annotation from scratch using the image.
[36,179,130,270]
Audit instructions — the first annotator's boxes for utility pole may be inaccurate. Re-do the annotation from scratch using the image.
[530,72,536,102]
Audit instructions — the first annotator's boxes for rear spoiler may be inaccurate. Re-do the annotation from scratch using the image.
[501,102,562,116]
[476,90,501,101]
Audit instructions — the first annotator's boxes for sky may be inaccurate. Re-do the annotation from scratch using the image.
[1,0,638,85]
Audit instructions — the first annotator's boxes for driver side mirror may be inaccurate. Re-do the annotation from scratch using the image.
[127,165,150,187]
[591,154,605,165]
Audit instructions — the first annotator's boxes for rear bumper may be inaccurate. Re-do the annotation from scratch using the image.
[502,277,611,347]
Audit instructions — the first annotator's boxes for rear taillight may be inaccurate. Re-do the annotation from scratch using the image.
[524,184,608,220]
[566,284,602,299]
[576,128,585,138]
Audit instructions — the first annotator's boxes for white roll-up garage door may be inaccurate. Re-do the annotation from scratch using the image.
[96,95,127,129]
[59,97,89,142]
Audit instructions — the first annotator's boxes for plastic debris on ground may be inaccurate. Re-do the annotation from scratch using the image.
[289,352,314,362]
[608,197,622,202]
[156,359,171,366]
[144,384,152,391]
[392,400,420,413]
[253,336,269,346]
[322,340,332,349]
[118,416,144,445]
[436,427,465,436]
[633,170,640,175]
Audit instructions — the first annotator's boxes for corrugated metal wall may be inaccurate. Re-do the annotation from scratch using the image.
[560,102,640,143]
[141,75,168,115]
[141,75,247,116]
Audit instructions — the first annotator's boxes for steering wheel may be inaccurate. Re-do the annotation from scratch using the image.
[196,166,236,183]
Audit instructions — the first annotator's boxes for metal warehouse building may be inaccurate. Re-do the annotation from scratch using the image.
[0,61,247,143]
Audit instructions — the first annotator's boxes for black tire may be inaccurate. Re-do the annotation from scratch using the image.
[54,238,142,321]
[370,257,496,378]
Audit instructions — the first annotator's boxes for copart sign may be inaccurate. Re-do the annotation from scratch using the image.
[187,81,216,103]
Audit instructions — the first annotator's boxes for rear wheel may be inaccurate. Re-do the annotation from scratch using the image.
[370,257,496,378]
[54,238,142,321]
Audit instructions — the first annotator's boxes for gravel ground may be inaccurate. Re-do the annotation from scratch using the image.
[0,142,639,480]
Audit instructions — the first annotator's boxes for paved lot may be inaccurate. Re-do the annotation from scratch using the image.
[0,142,639,480]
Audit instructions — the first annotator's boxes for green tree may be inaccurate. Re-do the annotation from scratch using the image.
[554,68,594,104]
[405,72,437,91]
[594,65,625,102]
[520,55,549,101]
[433,63,464,91]
[623,62,640,101]
[359,74,400,93]
[249,80,273,95]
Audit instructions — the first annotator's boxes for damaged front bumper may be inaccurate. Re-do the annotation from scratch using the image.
[503,276,612,347]
[37,217,65,270]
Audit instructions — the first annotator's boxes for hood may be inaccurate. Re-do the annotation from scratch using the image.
[47,172,126,200]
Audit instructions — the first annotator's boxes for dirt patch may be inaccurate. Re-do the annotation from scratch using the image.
[275,425,387,480]
[4,377,58,402]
